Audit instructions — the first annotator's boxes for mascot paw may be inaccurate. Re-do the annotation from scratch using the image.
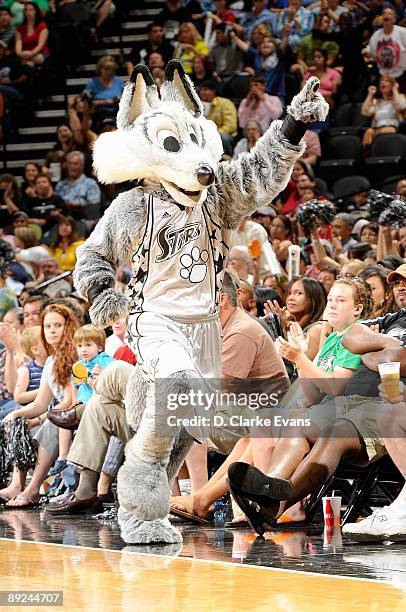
[117,456,170,520]
[287,76,329,123]
[89,288,130,327]
[120,515,183,545]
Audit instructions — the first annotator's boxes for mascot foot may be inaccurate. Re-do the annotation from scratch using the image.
[117,455,170,521]
[120,512,183,545]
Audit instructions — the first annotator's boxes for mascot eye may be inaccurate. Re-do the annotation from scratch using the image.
[157,129,181,152]
[163,136,180,152]
[190,133,198,145]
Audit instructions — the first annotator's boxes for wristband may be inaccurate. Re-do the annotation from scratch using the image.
[280,114,307,146]
[87,282,113,303]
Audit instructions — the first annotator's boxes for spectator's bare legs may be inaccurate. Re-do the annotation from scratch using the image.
[6,446,54,506]
[96,0,113,28]
[171,438,251,518]
[186,441,208,493]
[0,467,27,500]
[97,471,113,496]
[380,404,406,506]
[56,429,72,462]
[259,420,368,521]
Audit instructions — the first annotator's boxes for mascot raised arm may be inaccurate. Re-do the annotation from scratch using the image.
[73,60,328,545]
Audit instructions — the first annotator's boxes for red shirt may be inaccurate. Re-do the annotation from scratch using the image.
[17,21,49,53]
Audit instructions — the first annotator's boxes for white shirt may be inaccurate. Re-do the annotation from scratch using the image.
[368,26,406,78]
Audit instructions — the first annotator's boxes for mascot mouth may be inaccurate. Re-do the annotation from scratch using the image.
[178,187,200,197]
[162,180,204,205]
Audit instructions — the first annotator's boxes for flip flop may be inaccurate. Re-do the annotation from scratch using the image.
[2,496,40,510]
[0,496,11,506]
[227,463,292,506]
[226,479,276,537]
[169,503,210,525]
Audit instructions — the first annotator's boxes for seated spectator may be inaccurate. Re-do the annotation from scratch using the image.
[331,213,359,252]
[396,178,406,198]
[205,0,237,26]
[263,273,289,302]
[105,316,137,365]
[363,7,406,93]
[0,173,23,229]
[172,21,208,75]
[209,23,244,80]
[311,0,347,33]
[233,118,262,159]
[238,76,283,133]
[199,78,237,155]
[43,122,85,180]
[233,29,289,102]
[264,275,327,360]
[13,325,46,405]
[281,171,317,214]
[125,22,174,76]
[49,0,91,71]
[22,293,44,328]
[190,54,214,89]
[248,22,274,51]
[25,256,72,297]
[359,222,379,246]
[359,264,397,318]
[0,239,18,322]
[26,174,68,238]
[49,216,84,272]
[227,245,255,284]
[317,265,336,294]
[303,47,341,107]
[238,0,277,39]
[270,214,293,266]
[301,129,321,165]
[291,12,339,80]
[276,0,314,51]
[15,2,49,66]
[54,151,101,219]
[0,6,16,47]
[156,0,199,41]
[230,215,279,280]
[251,205,276,236]
[83,55,124,130]
[18,162,39,209]
[361,76,406,150]
[5,0,49,27]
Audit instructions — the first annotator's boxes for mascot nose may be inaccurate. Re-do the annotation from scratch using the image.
[197,165,214,186]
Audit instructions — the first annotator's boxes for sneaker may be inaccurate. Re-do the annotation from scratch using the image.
[48,460,67,476]
[343,506,406,542]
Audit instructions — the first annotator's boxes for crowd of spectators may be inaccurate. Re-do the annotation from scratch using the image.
[0,0,405,539]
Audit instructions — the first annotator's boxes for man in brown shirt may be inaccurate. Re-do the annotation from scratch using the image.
[220,269,287,382]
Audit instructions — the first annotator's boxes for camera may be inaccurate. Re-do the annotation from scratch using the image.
[80,90,93,103]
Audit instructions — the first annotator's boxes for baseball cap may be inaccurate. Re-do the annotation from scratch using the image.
[387,263,406,283]
[253,206,277,218]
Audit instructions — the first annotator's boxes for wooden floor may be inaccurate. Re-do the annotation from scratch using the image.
[1,538,406,612]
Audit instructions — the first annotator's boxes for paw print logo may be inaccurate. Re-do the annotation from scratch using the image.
[180,246,208,283]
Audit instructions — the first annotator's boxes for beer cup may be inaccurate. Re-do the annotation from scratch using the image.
[378,362,401,400]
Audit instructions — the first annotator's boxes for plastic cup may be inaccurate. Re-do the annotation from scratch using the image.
[322,496,342,527]
[323,525,343,550]
[378,362,400,400]
[248,239,261,258]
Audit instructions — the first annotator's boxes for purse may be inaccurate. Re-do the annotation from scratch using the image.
[47,403,85,431]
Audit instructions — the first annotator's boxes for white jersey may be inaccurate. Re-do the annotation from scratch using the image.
[128,194,232,320]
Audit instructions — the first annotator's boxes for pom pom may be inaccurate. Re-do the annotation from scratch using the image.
[5,417,38,471]
[379,198,406,228]
[367,189,394,219]
[297,199,336,233]
[0,422,10,482]
[0,238,14,277]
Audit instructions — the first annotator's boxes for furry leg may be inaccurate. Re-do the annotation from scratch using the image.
[117,370,197,522]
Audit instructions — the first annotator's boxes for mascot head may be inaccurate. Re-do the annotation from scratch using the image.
[93,60,223,208]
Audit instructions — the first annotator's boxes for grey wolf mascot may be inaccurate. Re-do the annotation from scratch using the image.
[73,60,328,544]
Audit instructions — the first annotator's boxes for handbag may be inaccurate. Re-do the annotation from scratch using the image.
[47,402,85,431]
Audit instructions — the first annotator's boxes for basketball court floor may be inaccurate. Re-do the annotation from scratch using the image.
[1,509,406,611]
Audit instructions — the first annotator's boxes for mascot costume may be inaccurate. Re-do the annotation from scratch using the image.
[73,60,328,545]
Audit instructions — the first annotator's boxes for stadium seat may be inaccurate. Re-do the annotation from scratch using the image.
[365,133,406,183]
[318,135,363,184]
[304,455,404,525]
[332,175,371,209]
[329,103,371,137]
[220,74,251,107]
[378,174,405,195]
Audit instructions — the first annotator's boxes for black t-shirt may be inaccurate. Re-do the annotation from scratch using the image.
[24,194,68,232]
[128,40,174,65]
[156,3,201,39]
[344,309,406,397]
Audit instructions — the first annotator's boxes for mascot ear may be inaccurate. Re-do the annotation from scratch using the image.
[160,59,202,118]
[116,64,159,130]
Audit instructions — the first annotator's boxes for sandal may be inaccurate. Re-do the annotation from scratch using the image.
[226,479,276,536]
[169,501,210,525]
[3,495,40,510]
[227,463,292,505]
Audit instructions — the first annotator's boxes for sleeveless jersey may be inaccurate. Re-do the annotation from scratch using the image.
[128,194,231,320]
